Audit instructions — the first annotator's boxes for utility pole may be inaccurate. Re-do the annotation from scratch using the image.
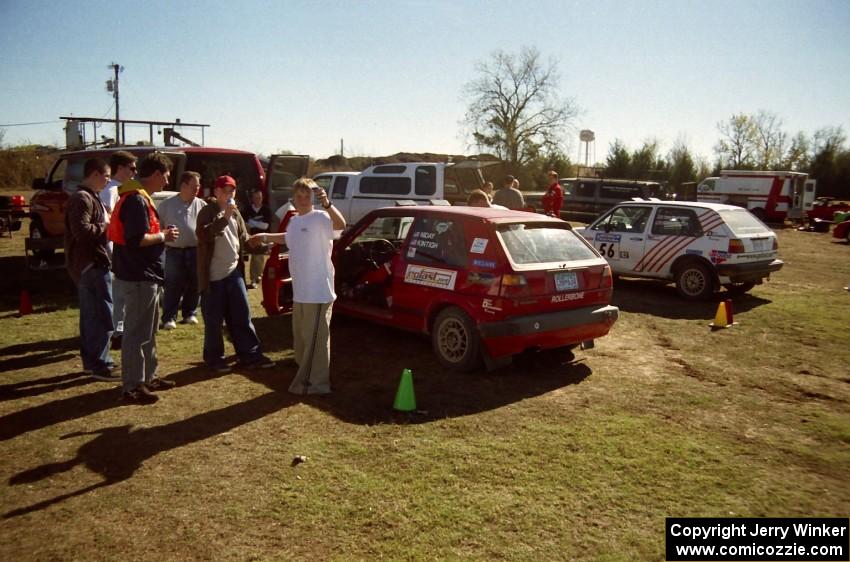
[106,63,123,144]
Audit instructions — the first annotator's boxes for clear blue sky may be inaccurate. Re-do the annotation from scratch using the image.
[2,0,849,165]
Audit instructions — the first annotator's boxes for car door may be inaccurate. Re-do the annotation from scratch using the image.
[266,154,310,214]
[584,205,652,274]
[635,205,707,278]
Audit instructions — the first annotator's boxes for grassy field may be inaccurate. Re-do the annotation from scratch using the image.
[1,218,848,561]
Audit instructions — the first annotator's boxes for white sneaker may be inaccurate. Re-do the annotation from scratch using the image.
[162,320,177,330]
[182,315,199,325]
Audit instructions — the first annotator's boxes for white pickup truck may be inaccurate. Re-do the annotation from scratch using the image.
[272,161,495,227]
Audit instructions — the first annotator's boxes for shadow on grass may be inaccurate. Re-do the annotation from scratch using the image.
[0,364,219,442]
[5,314,593,518]
[0,371,92,402]
[611,277,772,319]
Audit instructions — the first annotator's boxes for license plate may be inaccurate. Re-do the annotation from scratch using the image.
[554,271,578,291]
[752,238,768,251]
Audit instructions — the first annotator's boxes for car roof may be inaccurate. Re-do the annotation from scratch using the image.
[60,146,256,157]
[614,200,753,212]
[371,205,564,223]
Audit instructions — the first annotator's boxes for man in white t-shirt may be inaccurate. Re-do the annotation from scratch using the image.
[251,178,345,394]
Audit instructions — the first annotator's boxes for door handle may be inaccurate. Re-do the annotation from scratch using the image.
[630,237,643,241]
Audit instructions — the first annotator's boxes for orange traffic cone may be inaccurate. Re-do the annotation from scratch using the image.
[18,289,33,316]
[709,301,728,329]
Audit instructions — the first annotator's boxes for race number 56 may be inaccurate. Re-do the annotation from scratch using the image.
[598,243,617,258]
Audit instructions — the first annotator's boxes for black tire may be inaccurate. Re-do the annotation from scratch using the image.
[724,282,755,295]
[674,261,715,300]
[29,218,55,259]
[432,307,482,372]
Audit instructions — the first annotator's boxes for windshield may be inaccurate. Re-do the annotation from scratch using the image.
[498,223,598,265]
[717,209,772,235]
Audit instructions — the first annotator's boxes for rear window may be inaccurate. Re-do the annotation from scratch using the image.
[498,224,598,265]
[717,209,772,235]
[185,153,260,208]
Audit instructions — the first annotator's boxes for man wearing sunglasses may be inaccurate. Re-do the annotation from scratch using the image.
[102,150,138,350]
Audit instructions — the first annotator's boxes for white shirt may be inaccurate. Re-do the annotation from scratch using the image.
[285,210,338,303]
[100,179,120,216]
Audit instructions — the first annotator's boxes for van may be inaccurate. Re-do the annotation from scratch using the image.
[29,146,308,239]
[557,177,664,219]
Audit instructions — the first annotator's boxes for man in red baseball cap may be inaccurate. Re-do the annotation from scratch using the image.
[195,175,274,372]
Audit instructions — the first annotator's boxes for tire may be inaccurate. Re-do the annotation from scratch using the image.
[29,218,55,259]
[724,282,755,295]
[432,307,482,372]
[675,261,715,300]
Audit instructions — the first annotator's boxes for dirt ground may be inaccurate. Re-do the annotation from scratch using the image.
[0,221,848,560]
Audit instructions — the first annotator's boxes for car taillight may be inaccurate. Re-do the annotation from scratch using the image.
[600,265,612,288]
[772,238,778,250]
[499,273,528,297]
[11,195,25,208]
[728,238,745,253]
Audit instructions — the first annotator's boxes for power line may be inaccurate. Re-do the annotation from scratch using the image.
[0,120,61,127]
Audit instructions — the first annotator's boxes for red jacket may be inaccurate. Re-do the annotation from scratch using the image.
[542,182,563,217]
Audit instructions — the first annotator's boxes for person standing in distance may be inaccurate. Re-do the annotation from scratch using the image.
[196,175,275,373]
[242,187,272,289]
[492,174,525,210]
[157,171,206,329]
[65,158,117,381]
[250,178,345,395]
[541,170,563,218]
[109,152,179,404]
[103,150,138,350]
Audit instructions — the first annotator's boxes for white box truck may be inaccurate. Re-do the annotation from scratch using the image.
[696,170,814,222]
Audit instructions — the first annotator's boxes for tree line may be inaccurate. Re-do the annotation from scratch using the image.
[463,47,849,198]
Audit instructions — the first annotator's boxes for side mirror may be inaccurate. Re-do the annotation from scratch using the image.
[603,223,613,233]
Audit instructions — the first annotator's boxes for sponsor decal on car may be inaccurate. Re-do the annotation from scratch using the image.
[404,264,457,291]
[407,246,416,258]
[470,238,488,254]
[482,298,502,314]
[744,252,775,260]
[710,249,730,264]
[472,258,496,269]
[595,233,622,243]
[551,291,585,303]
[468,272,496,285]
[685,249,703,256]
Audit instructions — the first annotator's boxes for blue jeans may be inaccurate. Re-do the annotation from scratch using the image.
[163,246,199,323]
[201,268,262,364]
[78,265,114,371]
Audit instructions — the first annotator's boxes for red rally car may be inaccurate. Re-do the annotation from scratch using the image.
[262,205,619,372]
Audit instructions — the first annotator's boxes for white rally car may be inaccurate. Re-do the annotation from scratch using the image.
[575,200,783,300]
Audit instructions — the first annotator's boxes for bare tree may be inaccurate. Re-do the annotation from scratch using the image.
[751,110,787,169]
[714,113,756,169]
[463,47,578,169]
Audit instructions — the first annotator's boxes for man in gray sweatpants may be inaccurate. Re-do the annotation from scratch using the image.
[109,153,179,404]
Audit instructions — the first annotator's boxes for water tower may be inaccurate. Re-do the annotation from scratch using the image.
[579,129,595,167]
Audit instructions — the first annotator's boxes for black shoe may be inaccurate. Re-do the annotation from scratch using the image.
[145,377,176,391]
[91,366,120,382]
[111,334,122,350]
[238,354,275,369]
[246,283,256,290]
[121,385,159,404]
[208,360,231,374]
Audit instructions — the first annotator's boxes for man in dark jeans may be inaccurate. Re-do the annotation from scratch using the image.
[109,152,179,404]
[157,171,206,329]
[196,175,275,373]
[64,158,117,381]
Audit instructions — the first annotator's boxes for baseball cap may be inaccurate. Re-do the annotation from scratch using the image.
[215,175,237,189]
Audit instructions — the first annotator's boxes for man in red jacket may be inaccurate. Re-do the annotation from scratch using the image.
[541,170,563,218]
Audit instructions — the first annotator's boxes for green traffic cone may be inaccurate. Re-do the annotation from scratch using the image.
[393,368,416,412]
